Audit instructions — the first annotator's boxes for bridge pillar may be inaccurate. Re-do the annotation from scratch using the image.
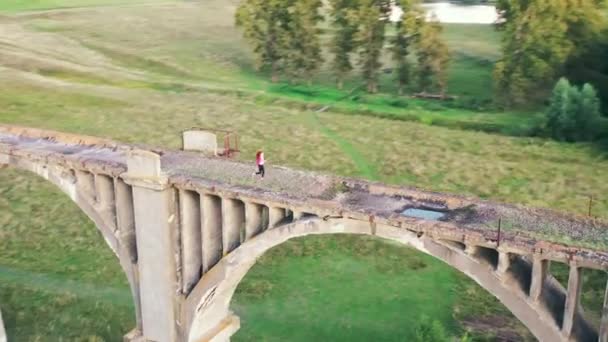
[600,279,608,342]
[464,244,480,256]
[562,264,582,338]
[529,256,549,302]
[268,207,286,229]
[124,150,180,342]
[95,174,117,229]
[202,194,223,273]
[114,178,142,332]
[222,198,244,254]
[115,179,137,263]
[179,190,202,294]
[75,170,96,201]
[496,252,511,276]
[245,202,264,240]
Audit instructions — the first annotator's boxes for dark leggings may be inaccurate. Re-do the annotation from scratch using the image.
[256,164,265,177]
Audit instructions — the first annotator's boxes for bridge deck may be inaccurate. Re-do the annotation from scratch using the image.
[1,125,607,267]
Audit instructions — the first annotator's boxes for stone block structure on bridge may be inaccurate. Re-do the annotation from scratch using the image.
[1,125,607,342]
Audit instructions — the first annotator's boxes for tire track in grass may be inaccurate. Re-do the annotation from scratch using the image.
[0,265,132,306]
[308,112,379,181]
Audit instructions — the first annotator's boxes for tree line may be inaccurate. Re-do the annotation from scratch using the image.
[494,0,608,109]
[235,0,450,95]
[493,0,608,143]
[235,0,608,144]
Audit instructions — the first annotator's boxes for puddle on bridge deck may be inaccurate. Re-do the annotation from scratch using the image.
[401,208,446,221]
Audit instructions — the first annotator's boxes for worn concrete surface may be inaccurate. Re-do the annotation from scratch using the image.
[184,218,569,342]
[1,125,607,265]
[2,125,607,342]
[182,130,218,155]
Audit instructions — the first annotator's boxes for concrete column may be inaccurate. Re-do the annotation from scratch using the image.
[125,150,179,342]
[261,206,269,231]
[600,279,608,342]
[75,170,96,201]
[562,264,582,338]
[245,202,264,240]
[292,210,304,221]
[529,257,548,302]
[221,198,244,255]
[95,174,117,229]
[95,174,115,206]
[114,178,141,331]
[464,245,480,256]
[0,307,6,342]
[202,194,223,273]
[115,179,136,262]
[268,207,286,229]
[179,190,202,294]
[496,252,511,276]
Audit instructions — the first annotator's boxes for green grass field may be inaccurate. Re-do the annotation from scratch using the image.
[0,0,607,341]
[232,235,461,341]
[1,0,544,136]
[0,0,169,12]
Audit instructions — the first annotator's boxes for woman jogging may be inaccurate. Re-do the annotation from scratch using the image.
[254,150,265,179]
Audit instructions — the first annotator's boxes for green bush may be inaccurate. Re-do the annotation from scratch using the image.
[421,101,446,112]
[413,315,450,342]
[544,78,603,142]
[411,316,482,341]
[446,97,492,111]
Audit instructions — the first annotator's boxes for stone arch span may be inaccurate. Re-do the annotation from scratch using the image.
[0,155,142,338]
[184,217,583,342]
[2,126,605,342]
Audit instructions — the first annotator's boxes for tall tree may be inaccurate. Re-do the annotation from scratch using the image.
[493,0,572,106]
[545,78,601,141]
[283,0,324,84]
[497,0,605,51]
[356,0,391,93]
[236,0,292,82]
[329,0,360,89]
[415,16,450,95]
[577,83,602,139]
[565,32,608,113]
[546,78,578,141]
[494,0,607,107]
[390,3,424,95]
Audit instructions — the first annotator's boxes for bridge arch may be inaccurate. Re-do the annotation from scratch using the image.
[0,155,142,338]
[184,217,587,342]
[2,126,605,342]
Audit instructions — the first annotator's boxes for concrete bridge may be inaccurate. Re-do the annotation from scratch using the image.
[1,125,607,342]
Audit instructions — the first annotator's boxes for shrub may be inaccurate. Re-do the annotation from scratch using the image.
[413,315,450,342]
[387,98,410,108]
[446,97,492,111]
[544,78,602,142]
[421,101,445,112]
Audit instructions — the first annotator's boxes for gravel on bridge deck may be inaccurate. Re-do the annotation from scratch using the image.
[1,126,608,255]
[162,151,335,199]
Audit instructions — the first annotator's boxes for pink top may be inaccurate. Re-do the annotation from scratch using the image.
[256,152,264,166]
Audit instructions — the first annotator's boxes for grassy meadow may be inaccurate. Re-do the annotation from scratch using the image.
[0,0,607,341]
[0,0,169,12]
